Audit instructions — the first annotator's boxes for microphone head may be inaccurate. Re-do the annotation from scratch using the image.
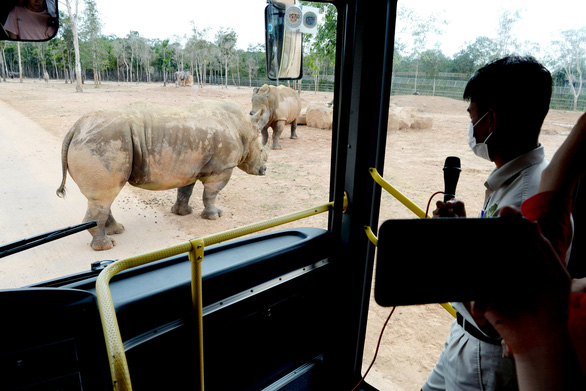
[443,156,461,202]
[443,156,461,171]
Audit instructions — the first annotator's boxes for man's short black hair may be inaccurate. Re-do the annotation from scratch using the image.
[463,55,552,141]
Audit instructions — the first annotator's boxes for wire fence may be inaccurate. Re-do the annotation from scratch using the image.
[256,75,585,112]
[390,76,586,112]
[43,71,585,112]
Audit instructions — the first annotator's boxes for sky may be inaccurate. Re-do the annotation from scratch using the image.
[404,0,585,57]
[87,0,267,50]
[82,0,585,56]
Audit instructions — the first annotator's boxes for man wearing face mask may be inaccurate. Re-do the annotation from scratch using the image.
[423,56,553,391]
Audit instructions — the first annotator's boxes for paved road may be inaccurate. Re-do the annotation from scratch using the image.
[0,101,182,288]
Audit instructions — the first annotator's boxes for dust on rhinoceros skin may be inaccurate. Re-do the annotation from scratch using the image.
[56,100,268,251]
[250,84,302,150]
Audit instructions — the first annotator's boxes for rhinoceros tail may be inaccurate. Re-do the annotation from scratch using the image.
[56,127,75,198]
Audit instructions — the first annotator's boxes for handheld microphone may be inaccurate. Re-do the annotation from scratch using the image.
[443,156,461,203]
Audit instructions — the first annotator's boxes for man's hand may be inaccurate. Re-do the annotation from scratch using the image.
[432,199,467,218]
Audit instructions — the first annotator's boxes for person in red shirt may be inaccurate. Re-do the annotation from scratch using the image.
[474,113,586,390]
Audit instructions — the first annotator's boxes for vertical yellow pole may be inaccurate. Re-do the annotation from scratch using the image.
[189,239,205,391]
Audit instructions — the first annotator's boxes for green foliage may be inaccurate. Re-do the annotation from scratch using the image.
[301,2,336,67]
[5,1,583,111]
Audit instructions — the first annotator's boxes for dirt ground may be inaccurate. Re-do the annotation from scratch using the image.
[0,79,582,390]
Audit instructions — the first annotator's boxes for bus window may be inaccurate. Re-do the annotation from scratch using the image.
[365,1,585,389]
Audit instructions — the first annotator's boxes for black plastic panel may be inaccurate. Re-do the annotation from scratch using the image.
[19,227,333,390]
[0,289,110,391]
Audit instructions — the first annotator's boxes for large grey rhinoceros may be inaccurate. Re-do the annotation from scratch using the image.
[250,84,302,150]
[56,100,268,251]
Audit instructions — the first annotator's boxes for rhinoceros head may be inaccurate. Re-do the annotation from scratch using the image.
[250,85,274,130]
[238,111,269,175]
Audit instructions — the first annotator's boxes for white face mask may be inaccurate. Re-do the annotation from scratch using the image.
[468,112,493,161]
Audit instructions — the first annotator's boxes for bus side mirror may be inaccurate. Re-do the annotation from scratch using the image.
[1,0,59,42]
[265,1,303,80]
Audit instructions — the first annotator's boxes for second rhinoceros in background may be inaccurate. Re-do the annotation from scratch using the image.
[250,84,302,150]
[56,100,268,251]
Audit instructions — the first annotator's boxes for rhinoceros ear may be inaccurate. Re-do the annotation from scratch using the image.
[250,107,265,130]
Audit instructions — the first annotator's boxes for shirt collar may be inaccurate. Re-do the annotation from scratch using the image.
[485,144,545,191]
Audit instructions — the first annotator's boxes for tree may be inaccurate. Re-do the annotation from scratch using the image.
[420,48,448,95]
[127,31,142,82]
[215,28,237,89]
[496,9,521,57]
[82,0,105,86]
[57,11,75,83]
[156,39,173,86]
[306,53,321,93]
[458,36,499,69]
[397,6,447,93]
[550,27,586,111]
[187,25,211,87]
[302,2,336,65]
[32,42,49,79]
[17,42,23,83]
[63,0,83,92]
[245,56,258,87]
[0,42,7,81]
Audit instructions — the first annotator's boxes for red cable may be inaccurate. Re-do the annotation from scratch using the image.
[425,191,445,218]
[350,306,396,391]
[351,191,444,390]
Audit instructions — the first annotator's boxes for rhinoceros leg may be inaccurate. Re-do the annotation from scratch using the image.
[83,201,117,251]
[105,211,125,235]
[261,125,270,146]
[200,169,233,220]
[171,183,195,216]
[290,118,298,140]
[271,121,285,150]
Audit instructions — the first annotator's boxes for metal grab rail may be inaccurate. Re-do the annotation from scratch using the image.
[366,168,456,319]
[369,168,430,219]
[96,200,338,391]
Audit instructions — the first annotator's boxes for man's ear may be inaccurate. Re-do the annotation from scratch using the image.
[487,109,498,132]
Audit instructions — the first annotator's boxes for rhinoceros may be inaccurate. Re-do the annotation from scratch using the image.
[250,84,302,150]
[56,100,268,251]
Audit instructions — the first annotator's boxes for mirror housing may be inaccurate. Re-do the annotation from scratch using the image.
[265,0,303,80]
[1,0,59,42]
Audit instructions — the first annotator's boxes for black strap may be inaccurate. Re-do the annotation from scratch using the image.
[456,312,502,346]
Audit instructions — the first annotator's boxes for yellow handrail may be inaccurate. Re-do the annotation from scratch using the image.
[368,167,456,319]
[369,168,430,219]
[96,200,337,391]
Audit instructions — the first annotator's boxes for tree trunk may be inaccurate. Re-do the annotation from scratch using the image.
[17,42,23,83]
[224,58,229,89]
[62,54,68,83]
[52,57,59,79]
[1,44,8,82]
[127,57,132,82]
[0,46,5,82]
[414,59,419,93]
[71,26,83,90]
[236,52,241,88]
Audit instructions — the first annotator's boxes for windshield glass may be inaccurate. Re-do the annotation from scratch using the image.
[0,1,335,288]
